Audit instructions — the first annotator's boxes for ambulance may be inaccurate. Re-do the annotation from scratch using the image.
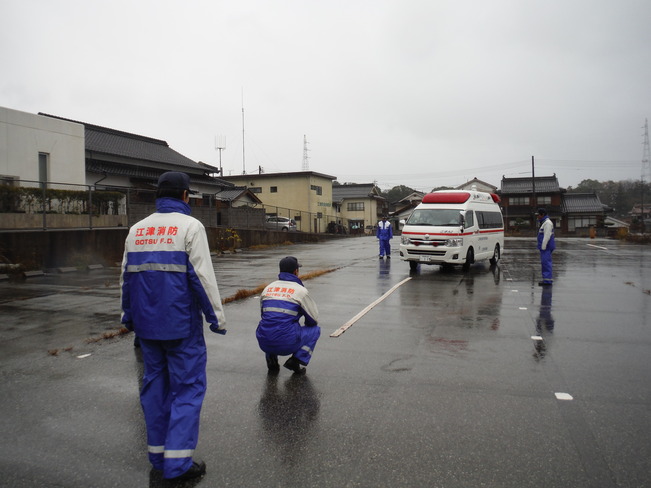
[399,188,504,271]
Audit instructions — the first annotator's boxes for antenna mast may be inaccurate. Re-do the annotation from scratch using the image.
[642,119,650,183]
[641,119,650,232]
[215,135,225,176]
[302,134,310,170]
[241,88,246,175]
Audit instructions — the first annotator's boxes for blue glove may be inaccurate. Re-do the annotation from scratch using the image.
[210,323,227,335]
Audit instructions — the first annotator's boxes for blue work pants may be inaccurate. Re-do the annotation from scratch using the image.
[540,248,553,283]
[139,332,207,479]
[379,239,391,257]
[260,325,321,365]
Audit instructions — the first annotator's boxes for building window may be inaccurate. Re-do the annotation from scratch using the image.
[38,152,49,188]
[347,202,364,211]
[270,186,277,193]
[536,196,551,205]
[311,185,322,195]
[250,187,262,193]
[509,196,529,205]
[568,216,596,231]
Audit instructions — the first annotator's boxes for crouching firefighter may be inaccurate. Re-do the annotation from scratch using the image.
[256,256,320,374]
[120,171,226,481]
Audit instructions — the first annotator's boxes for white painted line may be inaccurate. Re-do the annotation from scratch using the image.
[77,353,92,359]
[555,392,573,401]
[511,289,519,292]
[330,277,412,338]
[531,335,543,341]
[519,307,528,310]
[587,244,608,250]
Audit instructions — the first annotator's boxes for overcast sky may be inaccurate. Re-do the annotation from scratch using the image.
[2,0,650,192]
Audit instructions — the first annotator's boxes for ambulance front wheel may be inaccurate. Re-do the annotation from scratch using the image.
[462,248,474,271]
[489,244,500,266]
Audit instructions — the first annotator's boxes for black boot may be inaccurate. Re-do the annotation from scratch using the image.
[167,460,206,481]
[266,353,280,372]
[283,356,306,374]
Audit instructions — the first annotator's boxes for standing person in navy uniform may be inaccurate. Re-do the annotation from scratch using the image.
[120,172,226,481]
[537,208,555,286]
[256,256,320,374]
[376,216,393,259]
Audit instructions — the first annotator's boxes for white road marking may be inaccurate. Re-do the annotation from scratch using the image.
[587,243,608,250]
[519,307,528,310]
[77,353,91,359]
[555,392,573,400]
[330,277,412,338]
[531,335,543,341]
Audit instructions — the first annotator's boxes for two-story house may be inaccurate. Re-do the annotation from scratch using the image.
[219,171,337,233]
[498,175,563,230]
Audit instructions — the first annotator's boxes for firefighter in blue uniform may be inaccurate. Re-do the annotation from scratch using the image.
[256,256,320,374]
[376,216,393,259]
[537,208,555,286]
[120,172,226,481]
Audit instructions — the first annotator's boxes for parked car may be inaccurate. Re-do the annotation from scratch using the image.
[265,216,296,231]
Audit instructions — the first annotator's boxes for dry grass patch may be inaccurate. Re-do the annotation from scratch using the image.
[221,267,340,304]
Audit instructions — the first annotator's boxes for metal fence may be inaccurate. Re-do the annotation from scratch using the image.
[0,178,375,234]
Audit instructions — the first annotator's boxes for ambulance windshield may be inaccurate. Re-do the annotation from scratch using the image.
[406,209,462,227]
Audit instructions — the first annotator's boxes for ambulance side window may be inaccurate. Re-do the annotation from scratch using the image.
[465,210,475,228]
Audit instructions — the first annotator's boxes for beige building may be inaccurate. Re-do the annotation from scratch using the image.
[332,183,387,234]
[219,171,337,233]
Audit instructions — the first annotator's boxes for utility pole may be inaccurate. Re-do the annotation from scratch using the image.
[642,119,650,233]
[302,134,310,171]
[215,135,225,177]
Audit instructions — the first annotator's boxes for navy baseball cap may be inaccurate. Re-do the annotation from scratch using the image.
[279,256,302,273]
[157,172,198,194]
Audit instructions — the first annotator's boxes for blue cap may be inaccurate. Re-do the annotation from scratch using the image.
[279,256,301,273]
[157,172,198,194]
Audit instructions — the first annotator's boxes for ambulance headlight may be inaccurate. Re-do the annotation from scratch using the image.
[401,236,411,245]
[445,238,463,247]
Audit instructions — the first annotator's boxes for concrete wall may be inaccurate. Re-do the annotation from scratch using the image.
[0,214,127,229]
[0,107,86,186]
[0,226,337,270]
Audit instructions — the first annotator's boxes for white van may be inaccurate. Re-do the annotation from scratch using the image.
[399,189,504,271]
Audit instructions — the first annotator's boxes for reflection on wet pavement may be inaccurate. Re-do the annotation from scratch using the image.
[257,373,321,467]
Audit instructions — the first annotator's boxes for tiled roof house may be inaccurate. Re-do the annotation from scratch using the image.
[498,175,563,229]
[561,193,611,233]
[39,113,232,195]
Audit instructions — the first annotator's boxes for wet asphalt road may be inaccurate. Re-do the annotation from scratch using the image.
[0,236,650,488]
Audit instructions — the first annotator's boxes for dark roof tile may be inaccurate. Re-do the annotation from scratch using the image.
[500,175,560,194]
[562,193,605,214]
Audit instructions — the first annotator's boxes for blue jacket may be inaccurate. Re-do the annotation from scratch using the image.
[256,272,319,348]
[376,220,393,240]
[537,216,556,252]
[120,198,226,340]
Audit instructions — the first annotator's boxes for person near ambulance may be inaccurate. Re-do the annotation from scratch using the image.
[536,207,555,286]
[256,256,320,374]
[376,216,393,259]
[120,171,226,481]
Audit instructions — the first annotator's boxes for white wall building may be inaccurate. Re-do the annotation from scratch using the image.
[0,106,86,187]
